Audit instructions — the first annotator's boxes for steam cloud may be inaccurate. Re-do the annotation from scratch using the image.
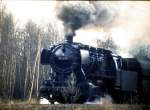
[57,1,116,34]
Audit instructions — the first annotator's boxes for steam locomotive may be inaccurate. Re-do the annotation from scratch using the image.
[39,34,150,104]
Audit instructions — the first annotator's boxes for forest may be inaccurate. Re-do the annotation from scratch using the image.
[0,1,64,103]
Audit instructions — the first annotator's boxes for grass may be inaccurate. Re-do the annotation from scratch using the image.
[0,98,150,110]
[0,101,150,110]
[0,104,150,110]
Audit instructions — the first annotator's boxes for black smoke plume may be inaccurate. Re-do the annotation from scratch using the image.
[57,2,117,35]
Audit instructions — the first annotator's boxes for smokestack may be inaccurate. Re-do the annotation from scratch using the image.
[65,31,75,43]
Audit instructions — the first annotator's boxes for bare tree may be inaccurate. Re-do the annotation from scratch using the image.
[0,1,17,100]
[129,44,150,60]
[60,73,81,103]
[97,37,117,53]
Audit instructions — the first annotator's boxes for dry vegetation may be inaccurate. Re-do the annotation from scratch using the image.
[0,104,150,110]
[0,99,150,110]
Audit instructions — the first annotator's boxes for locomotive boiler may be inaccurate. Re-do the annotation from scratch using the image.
[39,34,150,104]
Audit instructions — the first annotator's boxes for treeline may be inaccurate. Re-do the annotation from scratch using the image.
[0,2,63,102]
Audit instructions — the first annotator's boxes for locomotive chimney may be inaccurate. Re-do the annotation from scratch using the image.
[65,30,75,43]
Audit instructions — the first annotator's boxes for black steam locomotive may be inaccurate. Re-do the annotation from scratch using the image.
[39,34,150,104]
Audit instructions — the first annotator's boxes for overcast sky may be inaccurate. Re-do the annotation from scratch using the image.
[4,1,57,25]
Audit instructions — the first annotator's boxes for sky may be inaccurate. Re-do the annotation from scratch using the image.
[4,1,57,26]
